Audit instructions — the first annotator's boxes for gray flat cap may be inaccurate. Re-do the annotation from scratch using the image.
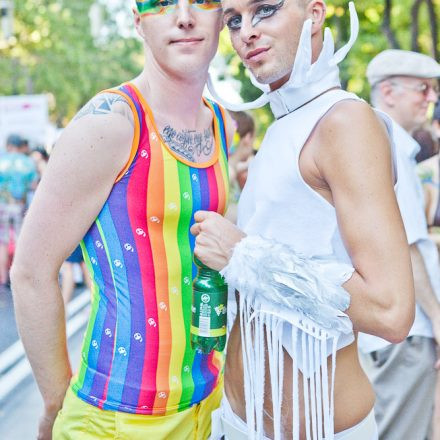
[367,49,440,86]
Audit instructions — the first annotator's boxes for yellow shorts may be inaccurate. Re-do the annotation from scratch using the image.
[52,379,223,440]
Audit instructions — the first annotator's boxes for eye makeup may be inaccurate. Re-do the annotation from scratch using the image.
[225,0,285,31]
[136,0,221,16]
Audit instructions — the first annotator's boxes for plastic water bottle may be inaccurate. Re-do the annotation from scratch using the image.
[190,257,228,354]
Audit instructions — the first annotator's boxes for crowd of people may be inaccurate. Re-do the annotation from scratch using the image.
[0,134,39,288]
[0,135,89,302]
[6,0,440,439]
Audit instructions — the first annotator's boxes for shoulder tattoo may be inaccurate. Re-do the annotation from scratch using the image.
[73,92,134,127]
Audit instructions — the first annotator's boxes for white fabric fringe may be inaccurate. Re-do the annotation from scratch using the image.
[221,236,355,440]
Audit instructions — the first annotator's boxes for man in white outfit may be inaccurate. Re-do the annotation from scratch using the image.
[190,1,415,439]
[358,49,440,440]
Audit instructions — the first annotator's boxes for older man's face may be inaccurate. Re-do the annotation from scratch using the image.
[222,0,308,88]
[388,76,439,132]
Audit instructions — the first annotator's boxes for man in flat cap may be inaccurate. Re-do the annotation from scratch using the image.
[358,49,440,440]
[417,98,440,439]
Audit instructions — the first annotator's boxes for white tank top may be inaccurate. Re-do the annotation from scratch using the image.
[238,89,393,263]
[237,89,395,356]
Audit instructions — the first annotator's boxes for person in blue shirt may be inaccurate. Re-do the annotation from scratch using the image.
[0,134,37,286]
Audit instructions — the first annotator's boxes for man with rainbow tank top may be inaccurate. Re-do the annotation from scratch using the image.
[11,1,234,439]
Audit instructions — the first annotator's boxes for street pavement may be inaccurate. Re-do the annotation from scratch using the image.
[0,286,88,440]
[0,287,19,353]
[0,330,83,440]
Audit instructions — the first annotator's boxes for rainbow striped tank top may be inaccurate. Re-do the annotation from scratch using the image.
[71,83,229,415]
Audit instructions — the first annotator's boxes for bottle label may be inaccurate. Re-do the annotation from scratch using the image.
[191,290,227,338]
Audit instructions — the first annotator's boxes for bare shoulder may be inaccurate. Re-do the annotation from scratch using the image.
[67,91,135,152]
[319,99,387,140]
[73,91,134,127]
[54,91,135,175]
[313,99,391,169]
[49,93,135,184]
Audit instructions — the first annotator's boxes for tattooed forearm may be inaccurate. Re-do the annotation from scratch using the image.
[73,93,134,127]
[162,125,213,162]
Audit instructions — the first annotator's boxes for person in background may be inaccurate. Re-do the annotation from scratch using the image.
[26,147,50,208]
[414,127,439,163]
[358,49,440,440]
[0,134,37,287]
[30,147,50,181]
[434,99,440,142]
[418,100,440,251]
[417,98,440,440]
[19,138,31,156]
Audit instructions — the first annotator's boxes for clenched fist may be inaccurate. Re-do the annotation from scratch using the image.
[190,211,245,271]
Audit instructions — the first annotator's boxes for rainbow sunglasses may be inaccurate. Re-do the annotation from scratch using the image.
[136,0,222,16]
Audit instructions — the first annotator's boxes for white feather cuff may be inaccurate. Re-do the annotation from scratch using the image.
[220,235,354,335]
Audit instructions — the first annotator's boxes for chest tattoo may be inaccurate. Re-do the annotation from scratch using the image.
[162,125,214,162]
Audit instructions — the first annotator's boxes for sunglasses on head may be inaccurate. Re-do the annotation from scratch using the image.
[136,0,222,16]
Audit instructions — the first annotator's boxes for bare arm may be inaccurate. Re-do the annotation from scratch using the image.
[192,101,414,343]
[313,101,414,342]
[10,92,134,437]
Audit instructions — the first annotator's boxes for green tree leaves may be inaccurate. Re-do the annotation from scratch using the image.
[1,1,439,131]
[0,1,142,125]
[218,0,440,135]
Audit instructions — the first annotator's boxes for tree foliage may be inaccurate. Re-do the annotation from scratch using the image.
[218,0,440,134]
[1,0,439,129]
[0,1,142,125]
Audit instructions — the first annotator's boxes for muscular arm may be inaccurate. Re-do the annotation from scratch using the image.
[193,101,414,343]
[312,100,414,342]
[10,93,134,423]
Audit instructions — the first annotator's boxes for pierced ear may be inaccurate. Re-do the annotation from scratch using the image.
[308,0,326,31]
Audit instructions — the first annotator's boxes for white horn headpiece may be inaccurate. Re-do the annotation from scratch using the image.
[208,2,359,119]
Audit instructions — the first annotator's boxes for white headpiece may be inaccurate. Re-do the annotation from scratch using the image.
[207,2,359,119]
